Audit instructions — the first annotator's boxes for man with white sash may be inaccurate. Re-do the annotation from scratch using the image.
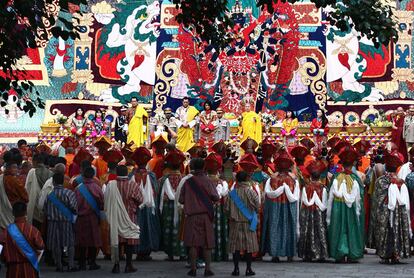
[105,165,142,274]
[298,159,329,262]
[131,147,161,261]
[25,153,53,227]
[1,202,44,278]
[374,152,411,264]
[262,151,300,263]
[327,145,364,263]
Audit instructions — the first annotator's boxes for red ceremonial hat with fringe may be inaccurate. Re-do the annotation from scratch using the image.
[290,145,310,161]
[240,138,258,152]
[187,143,203,158]
[165,149,186,166]
[384,151,404,170]
[300,137,315,150]
[73,148,93,165]
[132,147,152,166]
[94,136,112,151]
[205,152,223,172]
[36,142,52,154]
[274,151,294,172]
[211,140,227,158]
[61,137,79,150]
[338,145,359,164]
[353,139,372,153]
[239,153,260,173]
[262,138,276,160]
[150,134,168,149]
[327,136,341,149]
[103,149,124,164]
[306,159,328,176]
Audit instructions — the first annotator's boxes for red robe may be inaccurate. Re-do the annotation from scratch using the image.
[392,113,407,162]
[1,217,44,278]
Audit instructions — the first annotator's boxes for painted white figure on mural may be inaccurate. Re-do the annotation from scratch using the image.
[326,26,384,102]
[99,1,161,102]
[52,37,68,77]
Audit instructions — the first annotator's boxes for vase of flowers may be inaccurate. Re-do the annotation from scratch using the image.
[56,114,68,134]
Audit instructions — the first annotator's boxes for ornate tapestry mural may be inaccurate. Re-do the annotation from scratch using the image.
[0,0,413,139]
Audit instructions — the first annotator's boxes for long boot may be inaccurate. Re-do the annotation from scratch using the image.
[124,245,137,273]
[232,251,240,276]
[245,253,255,276]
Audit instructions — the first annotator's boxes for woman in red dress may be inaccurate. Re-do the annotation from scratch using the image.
[391,107,408,162]
[310,109,329,154]
[199,101,217,151]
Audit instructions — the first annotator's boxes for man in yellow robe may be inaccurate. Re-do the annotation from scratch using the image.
[175,97,199,153]
[240,103,262,145]
[126,97,148,147]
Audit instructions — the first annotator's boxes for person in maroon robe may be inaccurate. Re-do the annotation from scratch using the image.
[1,202,44,278]
[179,158,220,277]
[74,166,104,270]
[392,107,408,162]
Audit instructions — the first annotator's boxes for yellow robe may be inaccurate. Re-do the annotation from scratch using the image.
[127,106,148,147]
[282,118,299,133]
[176,106,199,153]
[240,111,262,144]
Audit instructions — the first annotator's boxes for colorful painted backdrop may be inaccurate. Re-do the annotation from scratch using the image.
[0,0,413,139]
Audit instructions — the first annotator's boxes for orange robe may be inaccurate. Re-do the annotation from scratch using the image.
[65,153,75,176]
[92,156,108,180]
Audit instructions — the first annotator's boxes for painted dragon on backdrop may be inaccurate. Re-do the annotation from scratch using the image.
[97,0,160,103]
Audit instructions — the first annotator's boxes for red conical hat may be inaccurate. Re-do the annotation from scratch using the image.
[205,152,223,172]
[132,147,152,166]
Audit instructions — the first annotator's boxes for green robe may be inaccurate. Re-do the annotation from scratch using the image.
[327,172,365,260]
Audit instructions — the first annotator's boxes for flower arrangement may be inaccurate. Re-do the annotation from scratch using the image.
[261,112,276,125]
[56,114,68,125]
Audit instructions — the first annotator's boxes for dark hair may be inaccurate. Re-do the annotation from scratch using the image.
[4,149,23,166]
[33,153,47,164]
[130,97,138,102]
[203,101,212,110]
[286,110,296,119]
[116,165,129,176]
[56,157,67,165]
[182,97,189,102]
[236,171,249,182]
[108,161,117,171]
[17,139,27,148]
[53,172,64,186]
[190,158,205,171]
[47,156,58,168]
[82,166,95,179]
[80,160,92,171]
[386,164,398,173]
[12,202,27,217]
[76,107,84,116]
[318,110,328,128]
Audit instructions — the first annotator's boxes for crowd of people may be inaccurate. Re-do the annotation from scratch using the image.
[1,122,414,277]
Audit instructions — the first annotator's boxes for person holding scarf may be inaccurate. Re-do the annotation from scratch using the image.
[298,159,329,262]
[179,158,219,277]
[131,147,161,261]
[262,150,299,263]
[227,171,260,276]
[1,202,44,278]
[327,144,364,263]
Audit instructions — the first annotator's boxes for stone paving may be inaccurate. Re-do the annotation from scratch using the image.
[32,251,414,278]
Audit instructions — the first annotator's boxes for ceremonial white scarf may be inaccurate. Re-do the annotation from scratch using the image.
[388,182,412,236]
[173,174,192,226]
[300,187,327,211]
[397,163,411,181]
[159,177,176,212]
[104,180,140,248]
[25,168,41,224]
[216,181,229,198]
[134,175,156,213]
[264,178,300,236]
[0,175,13,229]
[327,179,361,225]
